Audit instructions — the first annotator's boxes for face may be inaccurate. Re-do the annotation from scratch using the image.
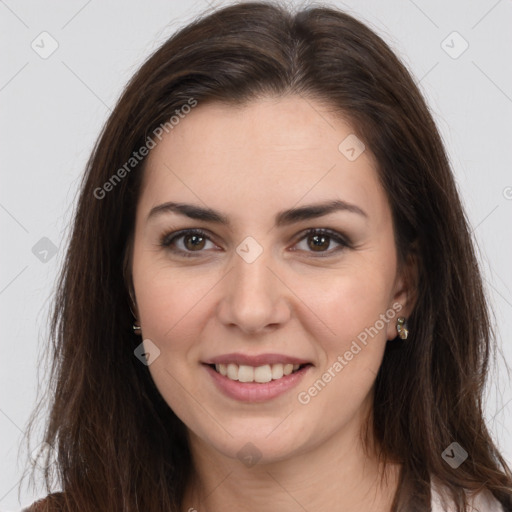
[130,95,412,464]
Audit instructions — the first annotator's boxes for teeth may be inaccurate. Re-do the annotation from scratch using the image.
[254,365,272,383]
[238,365,254,382]
[227,363,238,380]
[271,364,284,380]
[214,362,304,383]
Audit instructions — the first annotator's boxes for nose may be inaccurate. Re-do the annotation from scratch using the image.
[216,247,291,335]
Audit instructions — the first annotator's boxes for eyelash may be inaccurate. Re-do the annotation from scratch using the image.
[159,228,351,258]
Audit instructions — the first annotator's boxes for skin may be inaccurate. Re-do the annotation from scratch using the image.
[130,95,416,511]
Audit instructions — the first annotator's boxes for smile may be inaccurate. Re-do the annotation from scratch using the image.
[203,362,312,402]
[211,363,306,383]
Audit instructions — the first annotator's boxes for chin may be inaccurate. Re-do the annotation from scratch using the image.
[191,419,311,466]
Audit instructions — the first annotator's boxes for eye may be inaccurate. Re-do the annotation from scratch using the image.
[160,229,218,257]
[159,227,351,258]
[292,228,350,256]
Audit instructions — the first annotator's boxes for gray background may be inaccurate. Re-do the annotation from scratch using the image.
[1,0,511,509]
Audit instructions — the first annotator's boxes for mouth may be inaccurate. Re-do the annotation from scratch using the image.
[203,361,312,402]
[207,362,312,383]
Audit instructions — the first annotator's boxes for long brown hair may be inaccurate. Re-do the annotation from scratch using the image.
[21,2,512,511]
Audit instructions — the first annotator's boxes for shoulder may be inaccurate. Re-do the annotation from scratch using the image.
[431,481,504,511]
[21,492,66,512]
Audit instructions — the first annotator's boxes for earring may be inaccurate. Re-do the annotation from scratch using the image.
[129,302,142,335]
[396,317,409,340]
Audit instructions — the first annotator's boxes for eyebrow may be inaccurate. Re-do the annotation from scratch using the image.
[147,199,367,227]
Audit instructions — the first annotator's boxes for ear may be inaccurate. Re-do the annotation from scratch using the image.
[386,243,418,340]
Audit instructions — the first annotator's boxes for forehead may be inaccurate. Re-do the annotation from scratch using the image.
[138,95,387,224]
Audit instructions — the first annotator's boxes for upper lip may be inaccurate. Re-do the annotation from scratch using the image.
[204,353,312,366]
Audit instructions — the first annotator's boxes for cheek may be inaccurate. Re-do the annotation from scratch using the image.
[293,260,396,419]
[131,262,214,411]
[306,262,394,350]
[132,250,216,345]
[132,263,214,424]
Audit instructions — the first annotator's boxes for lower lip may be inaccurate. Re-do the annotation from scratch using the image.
[203,364,312,403]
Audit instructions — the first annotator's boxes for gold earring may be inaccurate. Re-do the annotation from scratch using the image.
[396,317,409,340]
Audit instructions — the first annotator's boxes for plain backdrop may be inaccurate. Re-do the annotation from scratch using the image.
[1,0,511,509]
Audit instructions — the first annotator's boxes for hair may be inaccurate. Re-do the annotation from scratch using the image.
[20,1,512,511]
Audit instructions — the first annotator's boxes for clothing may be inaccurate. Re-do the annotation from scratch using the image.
[431,482,504,511]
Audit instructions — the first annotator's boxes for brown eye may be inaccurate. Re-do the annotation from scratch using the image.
[160,229,216,257]
[183,233,206,251]
[294,228,350,256]
[307,233,331,252]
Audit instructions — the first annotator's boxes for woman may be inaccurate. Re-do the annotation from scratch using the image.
[20,1,512,511]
